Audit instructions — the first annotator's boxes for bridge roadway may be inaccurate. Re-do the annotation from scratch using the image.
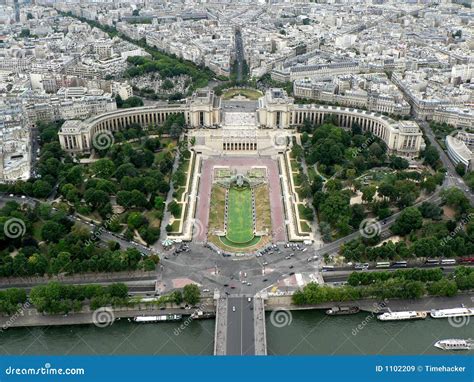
[214,295,267,355]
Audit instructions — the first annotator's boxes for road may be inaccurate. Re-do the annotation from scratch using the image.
[322,264,472,284]
[226,296,255,355]
[234,27,244,82]
[418,119,474,205]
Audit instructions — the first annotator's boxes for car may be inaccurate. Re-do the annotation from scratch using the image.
[289,272,295,276]
[262,261,268,266]
[230,285,236,289]
[8,194,13,197]
[285,256,291,260]
[262,278,268,282]
[164,256,169,260]
[232,306,236,312]
[247,297,252,302]
[289,265,294,269]
[246,282,252,286]
[241,280,247,284]
[20,195,26,199]
[223,284,229,287]
[202,289,210,292]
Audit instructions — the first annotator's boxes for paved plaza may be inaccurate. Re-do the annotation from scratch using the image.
[195,157,287,244]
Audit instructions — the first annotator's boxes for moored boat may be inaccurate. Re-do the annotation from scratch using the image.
[434,339,473,351]
[377,311,427,321]
[190,310,215,320]
[325,306,360,315]
[131,314,182,323]
[430,307,474,319]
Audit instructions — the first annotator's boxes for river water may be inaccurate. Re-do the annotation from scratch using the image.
[0,311,471,355]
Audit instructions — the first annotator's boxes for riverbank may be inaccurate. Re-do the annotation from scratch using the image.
[0,299,215,329]
[265,293,474,313]
[1,293,473,329]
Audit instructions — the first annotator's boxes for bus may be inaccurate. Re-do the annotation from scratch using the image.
[440,259,456,265]
[391,261,408,268]
[459,257,474,264]
[376,262,390,268]
[322,265,335,272]
[425,259,440,265]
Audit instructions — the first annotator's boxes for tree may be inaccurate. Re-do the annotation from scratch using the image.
[161,79,174,90]
[378,182,397,201]
[389,156,409,170]
[84,189,110,209]
[418,202,442,220]
[423,146,440,168]
[455,163,466,177]
[441,187,470,214]
[41,221,67,243]
[171,290,183,305]
[127,212,147,229]
[19,29,31,38]
[168,201,181,217]
[107,283,128,298]
[362,186,376,203]
[154,196,165,210]
[428,279,458,297]
[32,180,53,198]
[391,207,423,236]
[183,284,200,305]
[91,159,115,178]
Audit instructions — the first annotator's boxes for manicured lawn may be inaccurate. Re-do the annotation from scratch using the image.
[226,186,254,243]
[208,186,226,232]
[300,221,312,233]
[254,185,271,232]
[170,220,181,233]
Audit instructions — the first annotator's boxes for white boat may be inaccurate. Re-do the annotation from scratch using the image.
[132,314,182,323]
[434,339,473,351]
[377,311,427,321]
[430,307,474,319]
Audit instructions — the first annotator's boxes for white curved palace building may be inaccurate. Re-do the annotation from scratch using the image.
[59,88,424,157]
[446,132,473,170]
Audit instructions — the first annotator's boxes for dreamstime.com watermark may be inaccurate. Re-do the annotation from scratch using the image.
[4,363,85,376]
[359,218,391,241]
[269,308,293,328]
[92,307,115,328]
[3,217,26,239]
[84,214,120,247]
[352,135,376,158]
[173,304,205,336]
[352,299,388,337]
[0,301,31,333]
[440,213,474,247]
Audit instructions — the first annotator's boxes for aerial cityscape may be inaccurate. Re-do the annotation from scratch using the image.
[0,0,473,373]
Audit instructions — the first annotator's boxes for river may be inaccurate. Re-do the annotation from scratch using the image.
[0,311,471,355]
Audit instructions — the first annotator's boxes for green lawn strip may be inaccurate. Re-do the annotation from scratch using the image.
[226,187,254,243]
